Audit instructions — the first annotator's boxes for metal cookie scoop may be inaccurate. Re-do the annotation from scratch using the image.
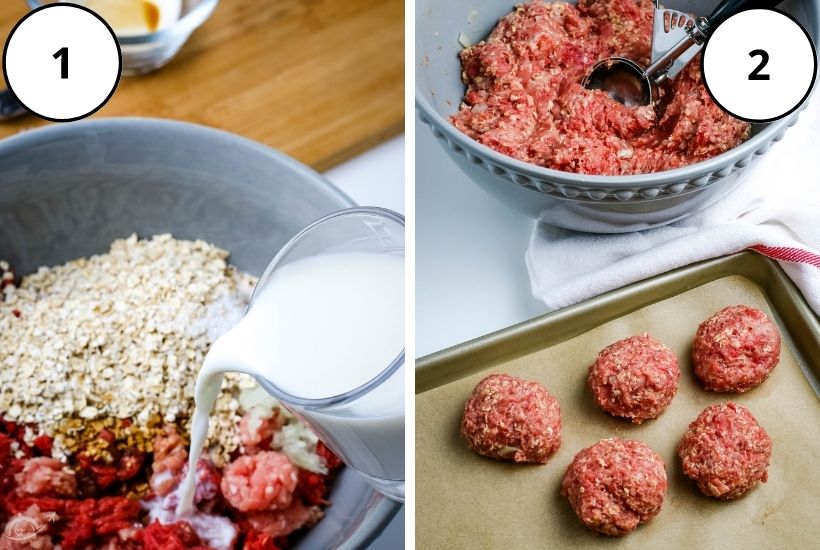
[583,0,783,106]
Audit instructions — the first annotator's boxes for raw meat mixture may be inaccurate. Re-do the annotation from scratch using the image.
[451,0,750,175]
[0,241,343,550]
[678,402,772,499]
[461,373,561,463]
[588,334,679,424]
[693,305,781,392]
[562,438,666,536]
[0,414,343,550]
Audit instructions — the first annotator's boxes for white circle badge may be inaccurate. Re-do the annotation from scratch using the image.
[702,9,816,123]
[3,4,122,122]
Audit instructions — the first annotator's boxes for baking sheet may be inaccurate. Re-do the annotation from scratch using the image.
[416,275,820,549]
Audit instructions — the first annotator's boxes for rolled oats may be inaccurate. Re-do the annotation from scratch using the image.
[0,234,258,466]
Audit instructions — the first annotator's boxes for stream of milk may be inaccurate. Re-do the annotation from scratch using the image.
[176,251,404,515]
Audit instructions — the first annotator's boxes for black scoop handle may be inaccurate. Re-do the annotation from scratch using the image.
[709,0,784,30]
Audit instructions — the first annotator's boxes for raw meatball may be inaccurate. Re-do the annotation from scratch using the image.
[678,402,772,499]
[588,334,679,423]
[562,438,666,536]
[220,451,298,512]
[693,305,781,392]
[460,373,561,463]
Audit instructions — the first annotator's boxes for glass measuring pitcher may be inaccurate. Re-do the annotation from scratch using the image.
[249,207,405,502]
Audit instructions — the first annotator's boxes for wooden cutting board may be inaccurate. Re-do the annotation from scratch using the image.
[0,0,403,171]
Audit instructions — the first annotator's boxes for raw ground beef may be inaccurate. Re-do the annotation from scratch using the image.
[220,452,298,513]
[0,251,343,549]
[149,425,189,498]
[0,504,56,550]
[678,402,772,499]
[14,458,77,499]
[562,438,666,536]
[461,373,561,463]
[137,521,211,550]
[242,501,324,540]
[0,410,343,550]
[588,334,679,424]
[451,0,750,175]
[693,305,781,392]
[238,409,282,456]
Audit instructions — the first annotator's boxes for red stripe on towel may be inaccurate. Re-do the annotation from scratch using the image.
[749,245,820,268]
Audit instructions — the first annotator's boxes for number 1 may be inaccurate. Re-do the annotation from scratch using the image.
[53,47,68,79]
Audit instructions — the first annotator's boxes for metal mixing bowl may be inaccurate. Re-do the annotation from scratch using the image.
[0,118,400,549]
[416,0,819,232]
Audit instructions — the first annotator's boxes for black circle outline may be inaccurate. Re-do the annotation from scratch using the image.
[3,3,123,123]
[701,8,818,124]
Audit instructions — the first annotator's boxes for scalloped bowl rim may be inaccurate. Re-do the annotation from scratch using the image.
[416,88,806,190]
[415,0,819,191]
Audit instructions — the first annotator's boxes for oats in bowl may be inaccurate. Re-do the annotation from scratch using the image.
[0,235,343,549]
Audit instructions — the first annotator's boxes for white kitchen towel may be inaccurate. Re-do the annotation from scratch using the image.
[526,95,820,315]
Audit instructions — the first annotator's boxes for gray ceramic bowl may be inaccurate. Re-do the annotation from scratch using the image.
[0,118,400,549]
[416,0,819,232]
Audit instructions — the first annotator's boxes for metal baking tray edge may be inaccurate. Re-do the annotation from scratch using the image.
[416,252,820,395]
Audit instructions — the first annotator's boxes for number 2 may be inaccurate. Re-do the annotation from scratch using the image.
[748,49,770,81]
[53,47,68,79]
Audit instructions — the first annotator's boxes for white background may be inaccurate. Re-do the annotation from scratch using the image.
[415,118,547,358]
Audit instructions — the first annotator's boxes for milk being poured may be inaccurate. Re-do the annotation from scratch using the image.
[177,251,404,515]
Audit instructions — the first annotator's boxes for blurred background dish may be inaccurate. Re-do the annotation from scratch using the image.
[26,0,218,74]
[0,0,404,173]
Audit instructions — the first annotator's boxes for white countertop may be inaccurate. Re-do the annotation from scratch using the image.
[323,135,405,549]
[415,118,548,358]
